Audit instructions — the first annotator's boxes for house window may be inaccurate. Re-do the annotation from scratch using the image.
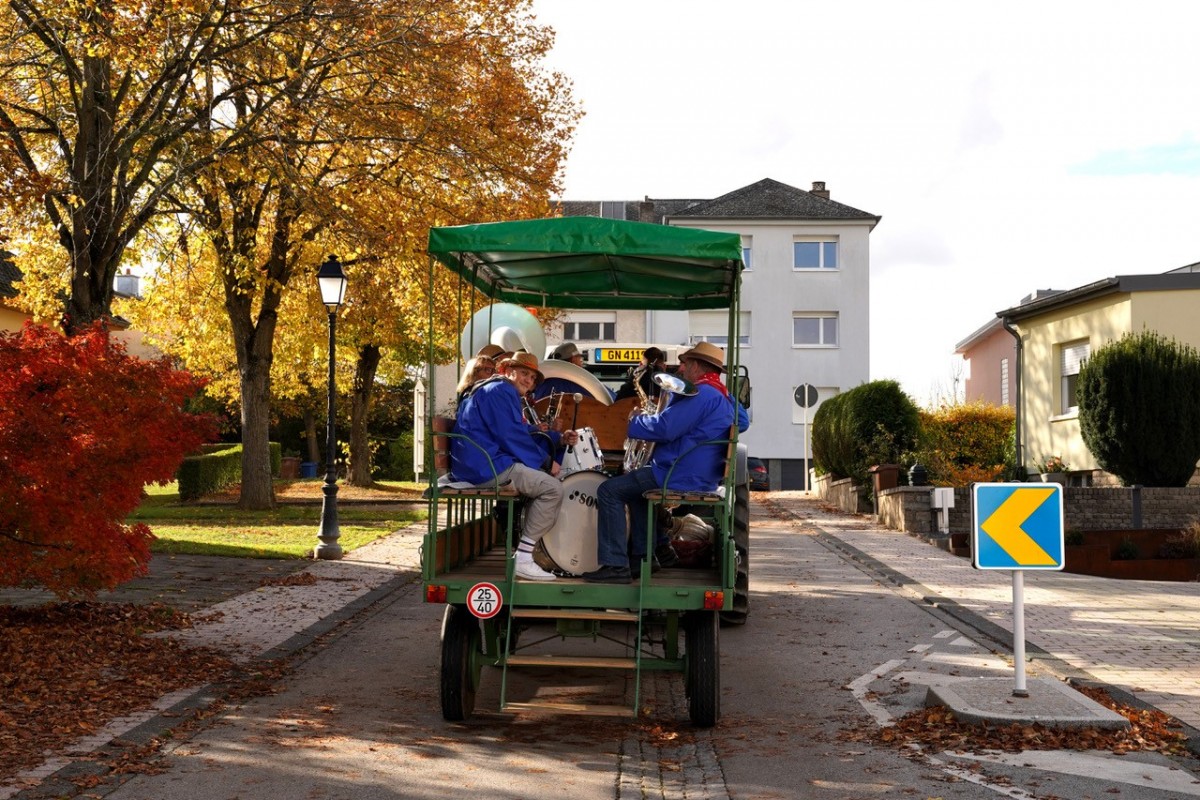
[1059,340,1089,414]
[793,239,838,270]
[1000,358,1010,406]
[600,201,625,220]
[689,310,750,346]
[741,235,752,271]
[563,311,616,342]
[793,313,838,347]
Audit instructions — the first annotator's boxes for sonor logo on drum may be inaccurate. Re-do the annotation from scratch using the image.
[568,488,597,508]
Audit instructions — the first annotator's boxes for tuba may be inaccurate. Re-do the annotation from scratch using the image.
[622,371,697,472]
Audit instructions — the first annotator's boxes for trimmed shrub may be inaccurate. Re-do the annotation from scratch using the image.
[916,401,1015,486]
[1078,331,1200,487]
[177,442,281,501]
[812,380,921,484]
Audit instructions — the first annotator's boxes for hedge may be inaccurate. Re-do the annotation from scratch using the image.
[177,442,281,501]
[1079,331,1200,486]
[812,380,920,485]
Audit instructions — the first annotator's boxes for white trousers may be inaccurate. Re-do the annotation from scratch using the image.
[494,463,563,542]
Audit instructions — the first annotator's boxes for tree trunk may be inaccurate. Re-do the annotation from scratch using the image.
[348,344,381,486]
[238,361,276,509]
[304,408,320,464]
[225,285,279,510]
[63,54,125,334]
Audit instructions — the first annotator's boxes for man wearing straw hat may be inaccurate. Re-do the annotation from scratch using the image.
[583,342,740,584]
[453,351,579,581]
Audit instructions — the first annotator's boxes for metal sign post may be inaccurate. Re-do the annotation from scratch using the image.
[1012,570,1027,696]
[972,483,1065,697]
[793,384,818,493]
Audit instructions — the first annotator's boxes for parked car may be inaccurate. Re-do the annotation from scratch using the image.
[747,457,769,491]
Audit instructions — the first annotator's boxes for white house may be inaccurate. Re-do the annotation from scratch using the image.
[558,178,880,489]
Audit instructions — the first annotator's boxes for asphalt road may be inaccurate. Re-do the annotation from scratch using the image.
[86,500,1200,800]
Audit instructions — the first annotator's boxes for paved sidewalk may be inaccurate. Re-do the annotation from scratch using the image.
[0,554,313,612]
[1,521,427,800]
[765,491,1200,734]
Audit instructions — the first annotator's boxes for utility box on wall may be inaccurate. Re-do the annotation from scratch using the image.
[931,487,955,533]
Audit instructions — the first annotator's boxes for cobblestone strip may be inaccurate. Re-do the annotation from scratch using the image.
[618,668,730,799]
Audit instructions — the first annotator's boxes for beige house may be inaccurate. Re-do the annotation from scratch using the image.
[0,254,26,332]
[998,268,1200,483]
[0,256,157,359]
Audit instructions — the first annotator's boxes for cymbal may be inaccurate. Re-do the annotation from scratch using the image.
[540,359,613,405]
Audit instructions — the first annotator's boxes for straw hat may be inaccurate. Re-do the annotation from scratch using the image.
[499,350,544,381]
[678,341,725,372]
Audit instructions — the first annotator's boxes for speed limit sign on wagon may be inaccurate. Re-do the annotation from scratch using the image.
[467,582,502,619]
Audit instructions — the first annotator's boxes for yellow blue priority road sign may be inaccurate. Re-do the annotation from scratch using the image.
[972,483,1065,570]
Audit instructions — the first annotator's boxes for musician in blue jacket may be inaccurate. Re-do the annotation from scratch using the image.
[582,342,738,584]
[452,351,578,581]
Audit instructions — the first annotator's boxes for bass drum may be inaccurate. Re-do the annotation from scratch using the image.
[533,471,605,576]
[559,427,603,479]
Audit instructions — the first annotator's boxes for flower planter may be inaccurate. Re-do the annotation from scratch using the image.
[1039,472,1066,485]
[1064,530,1200,581]
[279,456,300,479]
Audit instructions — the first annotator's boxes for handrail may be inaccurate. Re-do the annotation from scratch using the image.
[640,426,738,583]
[430,427,513,500]
[654,430,738,499]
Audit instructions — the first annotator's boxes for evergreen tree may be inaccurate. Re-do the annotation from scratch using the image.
[812,380,921,484]
[1078,331,1200,486]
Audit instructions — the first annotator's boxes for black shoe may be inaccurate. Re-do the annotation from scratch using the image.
[655,543,679,569]
[581,564,632,584]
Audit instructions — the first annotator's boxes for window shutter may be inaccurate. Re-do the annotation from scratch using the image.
[1060,342,1090,376]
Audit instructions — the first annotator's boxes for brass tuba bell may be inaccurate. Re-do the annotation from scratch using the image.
[622,371,698,472]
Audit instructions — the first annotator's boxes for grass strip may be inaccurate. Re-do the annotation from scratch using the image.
[135,481,426,558]
[148,523,405,559]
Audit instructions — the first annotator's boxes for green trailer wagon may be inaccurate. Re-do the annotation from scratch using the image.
[422,217,750,727]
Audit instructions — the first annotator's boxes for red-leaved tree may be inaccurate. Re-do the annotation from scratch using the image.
[0,323,214,597]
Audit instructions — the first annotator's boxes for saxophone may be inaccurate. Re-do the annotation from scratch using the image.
[622,369,696,472]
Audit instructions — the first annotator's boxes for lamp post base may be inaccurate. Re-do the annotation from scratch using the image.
[314,480,343,560]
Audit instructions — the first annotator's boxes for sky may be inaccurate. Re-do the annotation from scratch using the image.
[529,0,1200,405]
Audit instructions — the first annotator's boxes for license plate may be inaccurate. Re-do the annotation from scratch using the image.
[595,348,641,363]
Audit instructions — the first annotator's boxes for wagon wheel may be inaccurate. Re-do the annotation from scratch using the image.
[721,482,751,626]
[440,605,482,721]
[684,610,720,727]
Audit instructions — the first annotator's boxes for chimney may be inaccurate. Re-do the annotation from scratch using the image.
[115,268,140,298]
[810,181,830,200]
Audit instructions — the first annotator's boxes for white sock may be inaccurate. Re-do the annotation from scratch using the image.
[516,535,536,562]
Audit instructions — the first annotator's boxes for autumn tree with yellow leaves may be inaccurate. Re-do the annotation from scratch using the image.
[123,0,577,506]
[0,0,319,331]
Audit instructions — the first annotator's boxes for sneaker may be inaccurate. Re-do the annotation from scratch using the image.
[655,543,679,569]
[581,564,632,584]
[515,558,556,581]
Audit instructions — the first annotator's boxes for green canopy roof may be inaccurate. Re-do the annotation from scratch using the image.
[427,216,743,310]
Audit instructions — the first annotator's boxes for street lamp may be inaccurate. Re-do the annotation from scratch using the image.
[314,254,348,560]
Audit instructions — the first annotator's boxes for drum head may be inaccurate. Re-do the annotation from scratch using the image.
[559,426,604,480]
[537,471,606,575]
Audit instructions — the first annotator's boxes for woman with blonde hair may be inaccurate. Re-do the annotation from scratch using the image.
[455,356,496,406]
